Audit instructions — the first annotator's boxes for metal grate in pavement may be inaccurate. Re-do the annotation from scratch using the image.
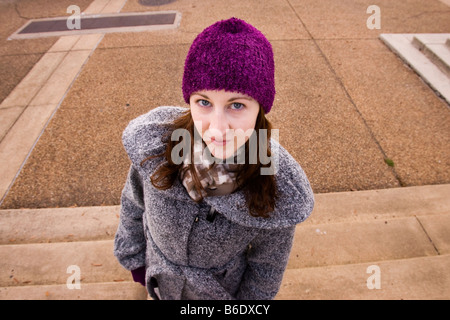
[9,11,181,40]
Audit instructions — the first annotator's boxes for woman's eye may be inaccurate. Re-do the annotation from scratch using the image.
[198,99,211,107]
[231,102,244,110]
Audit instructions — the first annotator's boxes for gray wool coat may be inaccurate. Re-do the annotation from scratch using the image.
[114,106,314,300]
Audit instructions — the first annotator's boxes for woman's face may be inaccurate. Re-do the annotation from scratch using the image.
[190,90,260,159]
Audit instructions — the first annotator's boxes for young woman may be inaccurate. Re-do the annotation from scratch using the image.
[114,17,314,300]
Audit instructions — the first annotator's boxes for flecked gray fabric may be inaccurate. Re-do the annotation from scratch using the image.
[114,106,314,300]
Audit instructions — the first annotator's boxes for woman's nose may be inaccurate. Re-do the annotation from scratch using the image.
[208,109,229,137]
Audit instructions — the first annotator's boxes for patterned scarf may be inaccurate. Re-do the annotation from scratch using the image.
[180,138,242,201]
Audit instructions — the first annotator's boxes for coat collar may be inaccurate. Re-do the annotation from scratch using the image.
[142,143,314,230]
[123,106,314,230]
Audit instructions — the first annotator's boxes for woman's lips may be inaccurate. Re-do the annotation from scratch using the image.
[210,137,230,146]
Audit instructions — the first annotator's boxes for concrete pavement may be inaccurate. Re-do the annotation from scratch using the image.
[1,0,450,208]
[0,0,449,299]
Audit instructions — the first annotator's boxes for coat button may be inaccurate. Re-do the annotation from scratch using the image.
[194,216,199,222]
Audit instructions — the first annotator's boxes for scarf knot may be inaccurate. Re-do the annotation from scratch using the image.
[180,139,241,201]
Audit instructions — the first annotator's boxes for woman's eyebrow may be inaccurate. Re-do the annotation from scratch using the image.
[192,93,253,102]
[194,93,210,100]
[227,96,253,102]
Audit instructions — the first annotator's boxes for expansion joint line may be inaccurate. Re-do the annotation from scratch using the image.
[285,0,405,187]
[415,216,440,255]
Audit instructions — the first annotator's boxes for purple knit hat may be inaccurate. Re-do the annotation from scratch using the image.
[182,17,275,114]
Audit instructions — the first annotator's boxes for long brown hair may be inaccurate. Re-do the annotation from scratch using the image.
[141,107,278,218]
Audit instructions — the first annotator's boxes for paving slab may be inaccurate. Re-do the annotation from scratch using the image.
[83,0,111,14]
[0,51,67,108]
[96,0,311,51]
[0,43,186,209]
[28,50,93,106]
[288,0,450,39]
[110,0,311,44]
[316,38,450,187]
[47,35,81,52]
[268,40,401,193]
[0,106,24,142]
[277,254,450,300]
[10,0,93,20]
[0,104,58,201]
[0,54,44,106]
[0,0,92,102]
[71,34,104,51]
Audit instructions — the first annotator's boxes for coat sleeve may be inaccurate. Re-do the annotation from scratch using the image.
[113,164,147,271]
[236,226,296,300]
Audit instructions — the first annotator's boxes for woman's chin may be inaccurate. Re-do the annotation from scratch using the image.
[206,144,235,161]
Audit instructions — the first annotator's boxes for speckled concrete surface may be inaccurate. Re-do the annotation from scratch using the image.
[317,39,450,187]
[289,0,450,39]
[0,0,92,103]
[268,40,401,192]
[1,44,187,208]
[1,0,449,208]
[97,0,311,48]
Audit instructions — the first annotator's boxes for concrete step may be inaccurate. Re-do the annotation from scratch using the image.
[277,254,450,300]
[308,184,450,225]
[0,240,129,287]
[412,34,450,78]
[0,206,120,245]
[380,33,450,104]
[0,184,449,299]
[289,214,447,269]
[3,213,444,288]
[2,184,448,245]
[0,281,147,300]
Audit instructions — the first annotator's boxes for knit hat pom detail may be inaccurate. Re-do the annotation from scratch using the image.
[182,17,276,114]
[219,17,246,34]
